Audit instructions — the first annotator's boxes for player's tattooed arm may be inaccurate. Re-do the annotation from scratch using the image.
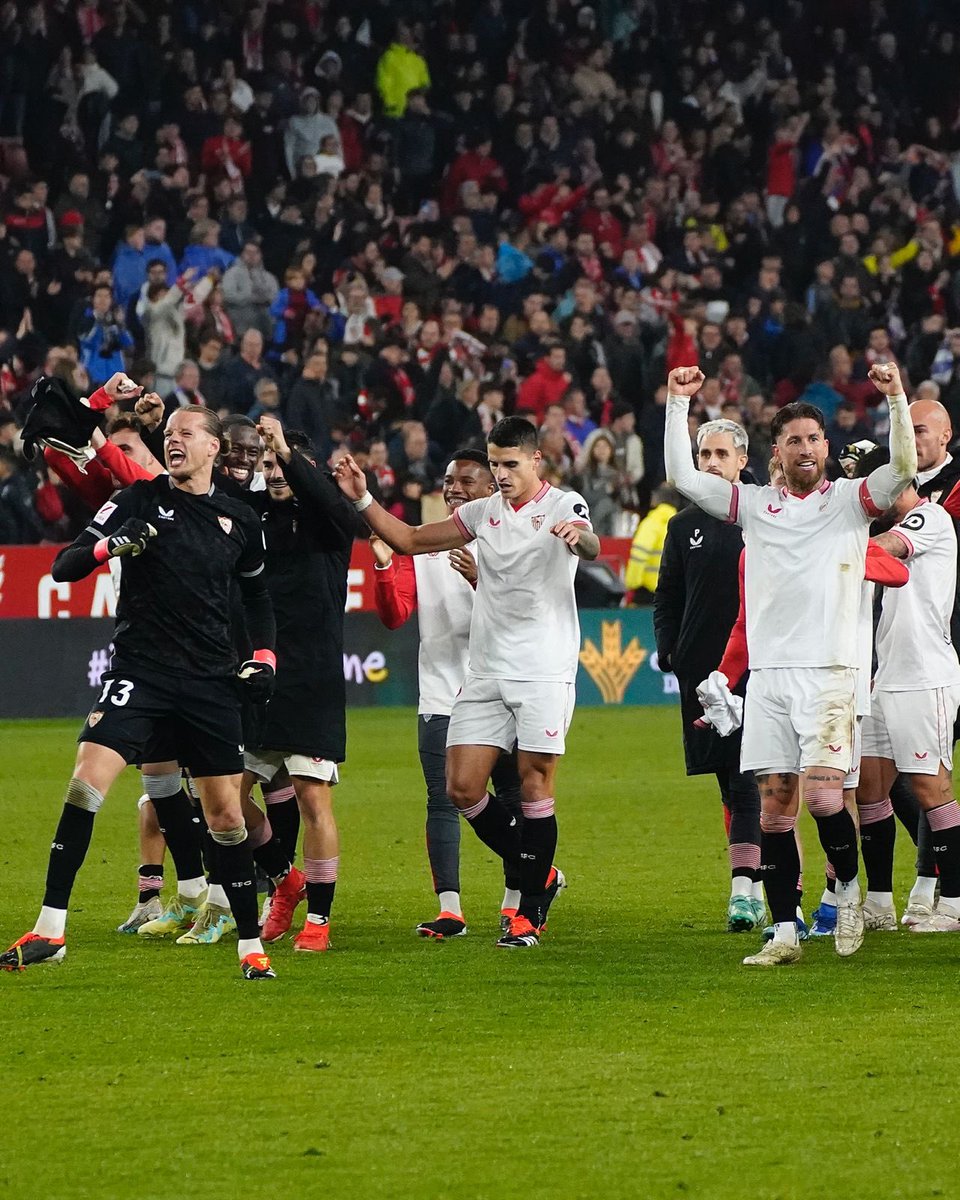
[551,521,600,559]
[869,530,911,560]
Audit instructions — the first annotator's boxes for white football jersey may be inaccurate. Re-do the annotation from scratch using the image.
[412,547,474,715]
[732,476,871,669]
[874,500,960,691]
[855,580,874,717]
[452,482,591,683]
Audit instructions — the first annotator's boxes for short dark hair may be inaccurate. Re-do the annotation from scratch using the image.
[771,401,825,442]
[450,447,491,469]
[489,416,538,451]
[223,413,257,433]
[107,414,143,436]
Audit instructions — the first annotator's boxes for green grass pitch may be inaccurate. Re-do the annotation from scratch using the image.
[0,707,957,1200]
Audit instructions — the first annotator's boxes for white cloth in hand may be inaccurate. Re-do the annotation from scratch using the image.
[695,670,743,737]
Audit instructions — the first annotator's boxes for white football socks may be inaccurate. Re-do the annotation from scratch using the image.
[438,890,463,918]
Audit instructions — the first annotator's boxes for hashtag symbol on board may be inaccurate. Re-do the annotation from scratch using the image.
[87,648,112,687]
[579,620,647,704]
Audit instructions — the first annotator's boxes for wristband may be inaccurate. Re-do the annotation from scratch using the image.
[252,649,277,670]
[93,538,110,563]
[353,492,373,513]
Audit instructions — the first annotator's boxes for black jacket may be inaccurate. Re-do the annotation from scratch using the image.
[257,450,356,760]
[654,505,744,775]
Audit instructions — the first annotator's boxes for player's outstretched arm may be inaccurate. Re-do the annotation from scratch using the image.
[862,364,917,512]
[53,516,156,581]
[333,453,467,555]
[663,367,738,522]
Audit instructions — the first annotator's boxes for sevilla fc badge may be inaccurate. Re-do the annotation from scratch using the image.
[218,516,233,535]
[531,514,545,531]
[88,711,103,727]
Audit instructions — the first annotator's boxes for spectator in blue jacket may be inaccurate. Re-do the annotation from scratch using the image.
[77,283,134,385]
[112,225,150,308]
[178,219,236,277]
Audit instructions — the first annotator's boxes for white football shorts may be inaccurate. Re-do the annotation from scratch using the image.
[244,749,340,785]
[740,666,857,776]
[446,673,576,755]
[861,686,960,775]
[843,718,863,790]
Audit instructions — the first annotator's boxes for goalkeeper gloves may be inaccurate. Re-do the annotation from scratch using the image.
[237,650,276,700]
[94,519,157,561]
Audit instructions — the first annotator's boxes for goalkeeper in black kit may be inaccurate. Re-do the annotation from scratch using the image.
[0,407,280,981]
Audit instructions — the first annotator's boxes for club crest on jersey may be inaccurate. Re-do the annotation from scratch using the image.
[87,710,103,727]
[218,516,233,535]
[531,514,545,531]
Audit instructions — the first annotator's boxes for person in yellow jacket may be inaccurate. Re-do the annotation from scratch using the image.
[625,483,681,600]
[376,21,431,118]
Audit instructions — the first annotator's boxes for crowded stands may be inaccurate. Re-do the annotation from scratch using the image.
[1,0,959,544]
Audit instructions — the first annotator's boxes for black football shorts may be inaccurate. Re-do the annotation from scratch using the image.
[78,669,244,777]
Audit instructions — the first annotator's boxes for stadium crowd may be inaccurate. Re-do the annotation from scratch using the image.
[1,0,960,543]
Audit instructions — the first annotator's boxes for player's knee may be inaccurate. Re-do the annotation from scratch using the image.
[66,777,105,814]
[446,776,482,808]
[209,824,247,846]
[141,771,182,800]
[759,810,796,834]
[805,785,844,818]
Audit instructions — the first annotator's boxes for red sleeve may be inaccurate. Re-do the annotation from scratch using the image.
[943,479,960,520]
[95,438,158,485]
[372,555,418,629]
[865,539,910,587]
[717,549,749,688]
[43,446,115,511]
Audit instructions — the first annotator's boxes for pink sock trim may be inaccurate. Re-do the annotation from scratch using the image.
[521,797,555,819]
[858,798,894,825]
[928,801,960,832]
[304,856,338,883]
[760,812,796,833]
[729,842,760,870]
[138,874,163,893]
[247,817,273,850]
[825,861,837,881]
[806,785,844,817]
[265,784,295,804]
[461,795,489,821]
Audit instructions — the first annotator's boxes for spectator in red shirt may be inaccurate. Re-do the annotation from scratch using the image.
[440,133,506,215]
[579,183,624,259]
[516,342,572,422]
[200,115,253,188]
[765,113,808,228]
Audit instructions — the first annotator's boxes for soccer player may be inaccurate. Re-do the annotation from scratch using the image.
[664,363,917,966]
[0,407,280,981]
[240,414,355,952]
[654,418,764,932]
[857,480,960,931]
[335,416,600,948]
[371,448,524,938]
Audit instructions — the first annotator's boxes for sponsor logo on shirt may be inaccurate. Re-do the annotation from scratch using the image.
[93,501,117,526]
[218,516,233,535]
[488,518,501,527]
[766,504,782,515]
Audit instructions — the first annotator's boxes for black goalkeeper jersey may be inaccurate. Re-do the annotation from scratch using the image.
[70,475,269,680]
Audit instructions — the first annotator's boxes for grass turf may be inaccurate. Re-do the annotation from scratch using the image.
[0,706,955,1200]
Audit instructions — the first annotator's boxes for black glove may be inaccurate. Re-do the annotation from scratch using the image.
[237,657,276,701]
[107,519,157,558]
